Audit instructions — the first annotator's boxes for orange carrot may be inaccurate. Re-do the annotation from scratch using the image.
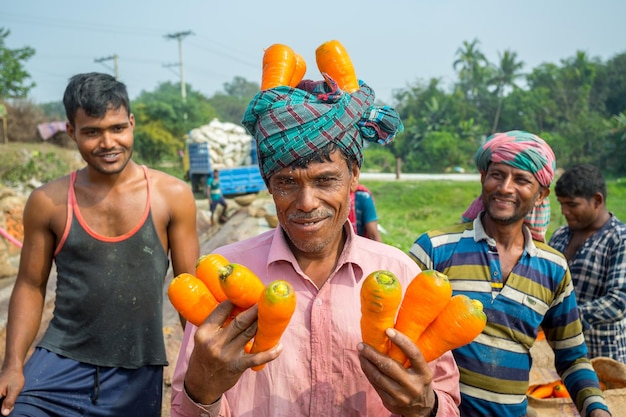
[261,43,296,90]
[360,270,403,354]
[388,269,452,365]
[288,52,307,87]
[167,273,219,327]
[416,294,487,362]
[553,382,571,398]
[315,39,359,93]
[527,381,560,398]
[250,280,297,371]
[195,253,229,302]
[218,263,266,309]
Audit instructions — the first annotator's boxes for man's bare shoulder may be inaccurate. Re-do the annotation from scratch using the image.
[26,175,71,206]
[146,168,192,195]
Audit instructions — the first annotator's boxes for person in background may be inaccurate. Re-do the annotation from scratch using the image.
[349,184,382,241]
[207,168,228,225]
[410,131,610,416]
[170,76,461,416]
[0,72,199,416]
[549,164,626,363]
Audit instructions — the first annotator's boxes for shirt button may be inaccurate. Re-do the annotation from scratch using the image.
[315,299,322,306]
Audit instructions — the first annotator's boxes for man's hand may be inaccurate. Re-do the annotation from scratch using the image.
[358,328,437,417]
[0,366,25,416]
[183,300,283,405]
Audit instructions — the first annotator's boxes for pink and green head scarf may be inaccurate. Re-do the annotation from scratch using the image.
[462,130,556,242]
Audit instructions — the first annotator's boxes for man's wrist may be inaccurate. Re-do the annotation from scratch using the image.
[428,391,439,417]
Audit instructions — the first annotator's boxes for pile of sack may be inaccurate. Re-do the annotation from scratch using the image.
[187,119,255,169]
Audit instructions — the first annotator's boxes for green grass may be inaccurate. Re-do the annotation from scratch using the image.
[362,178,626,253]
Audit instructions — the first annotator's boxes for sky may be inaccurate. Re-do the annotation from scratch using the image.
[4,0,626,107]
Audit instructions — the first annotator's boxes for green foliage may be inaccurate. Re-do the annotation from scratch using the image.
[132,81,217,138]
[362,146,395,173]
[0,28,35,99]
[0,143,82,184]
[133,120,180,165]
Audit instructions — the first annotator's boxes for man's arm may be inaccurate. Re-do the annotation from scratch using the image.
[578,231,626,328]
[0,187,57,416]
[163,176,200,278]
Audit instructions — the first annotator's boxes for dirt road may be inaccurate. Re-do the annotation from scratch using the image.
[0,195,275,416]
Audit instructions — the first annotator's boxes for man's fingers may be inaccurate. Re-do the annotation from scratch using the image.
[385,328,429,373]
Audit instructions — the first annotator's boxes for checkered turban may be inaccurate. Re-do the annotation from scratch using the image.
[241,77,403,184]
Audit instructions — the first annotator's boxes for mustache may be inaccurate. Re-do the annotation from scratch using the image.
[287,210,334,221]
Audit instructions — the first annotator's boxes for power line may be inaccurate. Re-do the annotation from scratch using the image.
[94,54,119,79]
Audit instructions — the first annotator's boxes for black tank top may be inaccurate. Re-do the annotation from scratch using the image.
[38,166,170,368]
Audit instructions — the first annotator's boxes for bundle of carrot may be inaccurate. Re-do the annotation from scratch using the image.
[168,254,297,371]
[360,269,487,365]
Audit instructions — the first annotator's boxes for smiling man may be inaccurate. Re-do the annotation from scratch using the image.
[409,131,611,417]
[0,72,199,416]
[170,76,461,417]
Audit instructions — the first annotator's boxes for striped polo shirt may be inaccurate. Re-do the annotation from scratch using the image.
[409,216,609,417]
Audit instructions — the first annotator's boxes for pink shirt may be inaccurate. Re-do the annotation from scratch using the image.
[171,224,461,417]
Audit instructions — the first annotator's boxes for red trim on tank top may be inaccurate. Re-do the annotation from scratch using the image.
[54,166,152,254]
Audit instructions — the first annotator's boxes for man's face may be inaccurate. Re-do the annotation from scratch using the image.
[556,195,598,231]
[66,106,134,175]
[481,162,549,226]
[267,149,359,255]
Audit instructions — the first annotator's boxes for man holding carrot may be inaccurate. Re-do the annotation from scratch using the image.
[171,73,461,415]
[409,131,611,416]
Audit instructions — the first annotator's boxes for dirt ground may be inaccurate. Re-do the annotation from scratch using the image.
[0,193,275,416]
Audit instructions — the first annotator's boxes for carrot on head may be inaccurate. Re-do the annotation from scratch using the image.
[250,280,297,371]
[195,253,229,302]
[167,273,219,327]
[261,43,296,90]
[388,269,452,365]
[218,263,266,309]
[315,39,359,93]
[360,270,403,354]
[289,53,307,87]
[416,294,487,362]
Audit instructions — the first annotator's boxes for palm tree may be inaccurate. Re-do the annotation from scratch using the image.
[490,49,524,133]
[453,39,489,101]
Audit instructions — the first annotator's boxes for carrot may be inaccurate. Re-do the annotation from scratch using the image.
[416,294,487,362]
[527,381,560,398]
[315,39,359,93]
[218,263,266,309]
[167,273,219,327]
[360,270,403,354]
[553,382,571,398]
[388,269,452,365]
[195,253,229,302]
[261,43,296,90]
[250,280,297,371]
[288,52,307,87]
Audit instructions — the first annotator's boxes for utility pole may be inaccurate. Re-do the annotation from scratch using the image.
[164,31,193,102]
[94,54,119,79]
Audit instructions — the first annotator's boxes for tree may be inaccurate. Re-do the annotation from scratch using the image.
[208,76,260,124]
[0,28,36,99]
[490,49,524,133]
[133,81,217,138]
[453,39,490,101]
